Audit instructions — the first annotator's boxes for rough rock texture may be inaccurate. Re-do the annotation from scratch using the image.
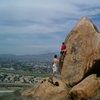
[60,16,100,85]
[70,74,99,100]
[22,77,70,100]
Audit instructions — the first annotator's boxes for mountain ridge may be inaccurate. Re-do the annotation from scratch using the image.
[0,52,58,62]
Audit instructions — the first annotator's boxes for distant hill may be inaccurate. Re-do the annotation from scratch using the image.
[0,53,59,63]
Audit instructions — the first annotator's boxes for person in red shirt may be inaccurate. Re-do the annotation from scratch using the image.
[60,42,67,62]
[60,42,66,54]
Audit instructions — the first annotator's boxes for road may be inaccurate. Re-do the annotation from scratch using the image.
[0,90,14,93]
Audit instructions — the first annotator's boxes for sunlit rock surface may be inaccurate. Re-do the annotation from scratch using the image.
[60,17,100,85]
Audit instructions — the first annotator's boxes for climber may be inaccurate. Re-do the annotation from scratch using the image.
[52,54,58,77]
[48,54,58,85]
[60,42,67,62]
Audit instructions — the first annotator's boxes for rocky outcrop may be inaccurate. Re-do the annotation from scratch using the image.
[22,17,100,100]
[60,16,100,85]
[22,77,70,100]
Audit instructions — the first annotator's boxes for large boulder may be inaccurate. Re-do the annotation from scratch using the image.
[22,77,70,100]
[70,74,99,100]
[60,16,100,85]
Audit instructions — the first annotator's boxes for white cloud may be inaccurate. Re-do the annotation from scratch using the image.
[0,0,99,33]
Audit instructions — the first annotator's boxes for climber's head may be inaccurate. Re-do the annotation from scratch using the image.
[54,55,57,58]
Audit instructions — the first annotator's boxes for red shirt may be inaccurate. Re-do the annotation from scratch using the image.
[61,44,66,51]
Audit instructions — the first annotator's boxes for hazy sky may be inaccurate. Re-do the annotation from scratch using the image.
[0,0,100,55]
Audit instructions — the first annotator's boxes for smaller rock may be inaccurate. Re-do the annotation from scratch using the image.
[70,74,99,100]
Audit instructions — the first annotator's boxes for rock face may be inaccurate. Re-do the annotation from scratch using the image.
[70,74,99,100]
[22,77,70,100]
[60,16,100,85]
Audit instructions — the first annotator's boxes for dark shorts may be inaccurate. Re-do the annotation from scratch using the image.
[60,51,64,54]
